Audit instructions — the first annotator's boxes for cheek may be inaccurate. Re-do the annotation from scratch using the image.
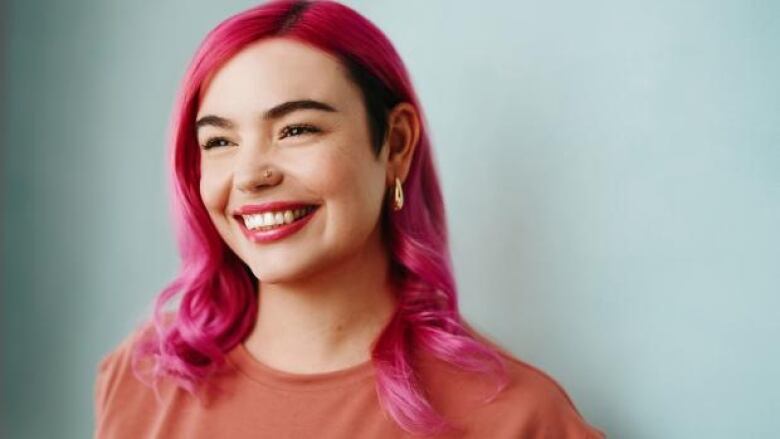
[310,147,385,227]
[199,161,231,213]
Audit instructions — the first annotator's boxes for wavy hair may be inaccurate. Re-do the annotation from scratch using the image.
[131,0,510,436]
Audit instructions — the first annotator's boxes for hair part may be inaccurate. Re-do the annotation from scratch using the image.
[131,1,510,436]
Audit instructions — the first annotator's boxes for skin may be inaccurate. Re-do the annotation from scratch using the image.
[195,37,420,374]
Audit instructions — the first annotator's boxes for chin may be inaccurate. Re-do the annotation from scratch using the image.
[245,256,323,285]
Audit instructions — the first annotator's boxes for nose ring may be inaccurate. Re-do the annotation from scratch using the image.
[264,169,273,179]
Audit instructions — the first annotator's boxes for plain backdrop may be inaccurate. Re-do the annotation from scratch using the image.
[2,1,778,438]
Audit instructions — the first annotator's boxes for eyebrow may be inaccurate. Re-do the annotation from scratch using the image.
[195,99,338,132]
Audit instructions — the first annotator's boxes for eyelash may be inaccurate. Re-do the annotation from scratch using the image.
[201,124,321,150]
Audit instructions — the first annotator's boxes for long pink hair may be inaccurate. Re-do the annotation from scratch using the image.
[132,0,510,436]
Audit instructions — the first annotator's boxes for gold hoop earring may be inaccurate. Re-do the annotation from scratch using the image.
[393,177,404,211]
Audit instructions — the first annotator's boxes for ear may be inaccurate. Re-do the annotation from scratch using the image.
[384,102,421,187]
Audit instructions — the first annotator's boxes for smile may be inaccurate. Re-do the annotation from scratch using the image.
[234,204,319,243]
[241,206,315,231]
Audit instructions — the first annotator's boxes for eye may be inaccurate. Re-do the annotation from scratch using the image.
[201,136,234,150]
[280,124,320,140]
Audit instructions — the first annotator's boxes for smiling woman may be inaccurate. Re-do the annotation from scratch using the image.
[93,1,605,438]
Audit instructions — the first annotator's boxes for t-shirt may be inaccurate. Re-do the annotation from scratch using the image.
[94,325,606,438]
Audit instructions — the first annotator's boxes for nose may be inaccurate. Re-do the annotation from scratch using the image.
[233,154,283,194]
[235,166,283,193]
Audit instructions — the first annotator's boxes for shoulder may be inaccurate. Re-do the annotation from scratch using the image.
[94,320,153,414]
[416,331,606,438]
[95,312,177,384]
[94,315,175,429]
[94,313,198,438]
[498,353,605,438]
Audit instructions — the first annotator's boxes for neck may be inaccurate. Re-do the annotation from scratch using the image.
[243,227,397,374]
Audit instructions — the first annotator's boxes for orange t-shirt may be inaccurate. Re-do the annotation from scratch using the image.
[94,327,606,438]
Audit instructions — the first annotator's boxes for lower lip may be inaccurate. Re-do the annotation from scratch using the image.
[238,208,319,243]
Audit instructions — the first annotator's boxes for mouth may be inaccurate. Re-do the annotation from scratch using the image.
[237,205,317,231]
[234,205,320,243]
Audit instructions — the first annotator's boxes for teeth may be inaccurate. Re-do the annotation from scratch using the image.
[241,206,314,230]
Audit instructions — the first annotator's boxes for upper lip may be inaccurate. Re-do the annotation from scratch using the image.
[233,201,319,216]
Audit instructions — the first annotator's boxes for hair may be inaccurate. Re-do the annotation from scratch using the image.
[131,0,510,436]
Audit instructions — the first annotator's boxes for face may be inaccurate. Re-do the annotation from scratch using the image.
[195,38,390,283]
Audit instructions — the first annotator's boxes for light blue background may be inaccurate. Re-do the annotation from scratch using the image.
[2,1,778,438]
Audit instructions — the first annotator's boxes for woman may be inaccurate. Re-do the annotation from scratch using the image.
[94,1,606,437]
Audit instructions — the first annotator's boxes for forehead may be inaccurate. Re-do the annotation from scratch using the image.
[197,37,358,117]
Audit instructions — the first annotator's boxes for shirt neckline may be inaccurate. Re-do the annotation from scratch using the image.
[225,342,376,392]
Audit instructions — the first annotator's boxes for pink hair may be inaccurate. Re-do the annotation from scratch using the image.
[131,0,510,435]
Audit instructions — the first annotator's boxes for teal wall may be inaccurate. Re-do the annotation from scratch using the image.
[2,1,778,437]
